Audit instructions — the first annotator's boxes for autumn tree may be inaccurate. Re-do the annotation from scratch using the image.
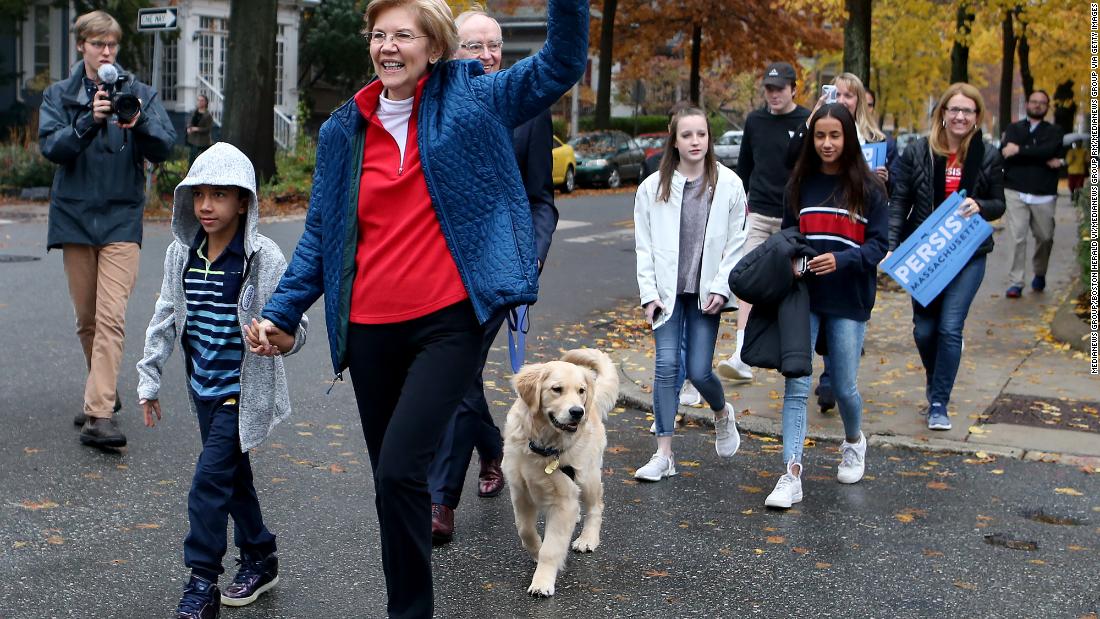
[843,0,871,85]
[594,0,618,128]
[222,0,277,183]
[950,1,975,83]
[608,0,836,115]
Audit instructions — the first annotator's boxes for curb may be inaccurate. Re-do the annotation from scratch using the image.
[615,363,1093,467]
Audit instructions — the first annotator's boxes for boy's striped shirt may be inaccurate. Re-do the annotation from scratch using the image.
[184,229,245,400]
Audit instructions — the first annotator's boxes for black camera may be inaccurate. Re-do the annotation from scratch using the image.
[96,64,141,123]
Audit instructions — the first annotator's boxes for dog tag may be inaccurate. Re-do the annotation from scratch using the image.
[544,459,559,475]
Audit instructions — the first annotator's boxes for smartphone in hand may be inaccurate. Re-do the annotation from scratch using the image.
[822,84,838,104]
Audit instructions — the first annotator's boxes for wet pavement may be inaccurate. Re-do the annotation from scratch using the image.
[2,193,1098,617]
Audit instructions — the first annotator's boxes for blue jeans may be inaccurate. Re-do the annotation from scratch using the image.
[912,254,986,407]
[781,313,867,465]
[652,294,725,436]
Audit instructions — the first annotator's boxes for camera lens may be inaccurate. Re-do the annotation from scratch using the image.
[112,93,141,123]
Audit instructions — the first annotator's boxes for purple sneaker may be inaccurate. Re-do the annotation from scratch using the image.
[177,575,219,619]
[221,552,279,607]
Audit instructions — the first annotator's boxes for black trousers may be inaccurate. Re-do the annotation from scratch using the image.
[345,301,482,619]
[427,307,508,508]
[184,392,276,582]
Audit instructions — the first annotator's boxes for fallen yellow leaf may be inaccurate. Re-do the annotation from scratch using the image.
[19,500,59,510]
[815,561,831,569]
[954,580,977,591]
[1055,487,1084,497]
[134,523,160,529]
[738,485,764,494]
[766,535,786,544]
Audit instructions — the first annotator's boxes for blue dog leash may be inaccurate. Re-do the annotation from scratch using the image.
[507,304,530,373]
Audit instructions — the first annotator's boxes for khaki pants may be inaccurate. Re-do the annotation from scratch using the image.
[62,243,140,418]
[1005,190,1056,288]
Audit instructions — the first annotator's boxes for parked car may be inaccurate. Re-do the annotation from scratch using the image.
[714,130,742,168]
[569,130,647,188]
[552,135,576,193]
[634,132,668,159]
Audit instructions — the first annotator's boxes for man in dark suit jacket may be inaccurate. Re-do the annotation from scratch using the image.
[428,9,559,544]
[1001,89,1065,298]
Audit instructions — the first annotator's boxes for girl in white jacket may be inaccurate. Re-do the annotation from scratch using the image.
[633,107,749,481]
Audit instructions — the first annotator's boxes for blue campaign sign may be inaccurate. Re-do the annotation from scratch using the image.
[881,190,993,307]
[861,141,887,169]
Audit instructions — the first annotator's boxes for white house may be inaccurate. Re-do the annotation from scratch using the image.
[1,0,315,148]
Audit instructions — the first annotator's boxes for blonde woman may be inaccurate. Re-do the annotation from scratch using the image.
[246,0,588,614]
[889,83,1005,431]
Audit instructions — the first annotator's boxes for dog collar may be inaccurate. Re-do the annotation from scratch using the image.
[528,441,560,458]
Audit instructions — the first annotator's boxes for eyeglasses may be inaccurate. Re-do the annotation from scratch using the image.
[459,39,503,54]
[366,30,430,46]
[85,40,119,51]
[945,107,977,117]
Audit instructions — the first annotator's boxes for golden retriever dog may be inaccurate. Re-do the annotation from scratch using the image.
[501,348,619,597]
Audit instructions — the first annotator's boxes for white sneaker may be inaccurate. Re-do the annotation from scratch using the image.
[714,403,740,457]
[764,459,803,509]
[837,432,866,484]
[717,354,753,381]
[679,381,703,406]
[634,451,677,481]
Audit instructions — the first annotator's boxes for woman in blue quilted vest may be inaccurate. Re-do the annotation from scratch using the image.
[244,0,588,615]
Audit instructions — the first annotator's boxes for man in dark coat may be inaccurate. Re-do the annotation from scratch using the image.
[428,9,558,544]
[1000,89,1065,298]
[38,10,176,449]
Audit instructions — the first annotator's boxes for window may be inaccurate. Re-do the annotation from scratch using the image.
[160,37,178,102]
[33,6,50,80]
[198,17,227,93]
[275,25,285,106]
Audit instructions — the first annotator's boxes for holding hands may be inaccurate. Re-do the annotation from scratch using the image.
[244,318,294,356]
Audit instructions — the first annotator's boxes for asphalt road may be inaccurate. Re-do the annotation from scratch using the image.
[2,192,1099,618]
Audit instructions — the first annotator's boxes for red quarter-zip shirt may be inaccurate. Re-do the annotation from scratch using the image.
[349,78,468,324]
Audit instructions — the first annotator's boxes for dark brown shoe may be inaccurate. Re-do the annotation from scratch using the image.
[74,393,122,426]
[431,503,454,546]
[478,456,505,498]
[80,417,127,448]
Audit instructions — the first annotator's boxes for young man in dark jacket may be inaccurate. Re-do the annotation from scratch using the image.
[427,9,559,545]
[1000,90,1065,298]
[717,62,809,383]
[38,10,176,448]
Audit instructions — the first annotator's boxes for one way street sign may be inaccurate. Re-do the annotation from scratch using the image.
[137,7,178,31]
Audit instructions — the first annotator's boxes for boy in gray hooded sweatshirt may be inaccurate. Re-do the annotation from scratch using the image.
[136,142,307,619]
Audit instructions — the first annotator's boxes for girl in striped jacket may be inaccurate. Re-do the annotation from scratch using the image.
[764,104,888,509]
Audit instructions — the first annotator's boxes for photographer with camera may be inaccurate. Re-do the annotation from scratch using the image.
[39,10,176,449]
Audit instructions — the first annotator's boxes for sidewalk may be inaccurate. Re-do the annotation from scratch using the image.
[616,191,1100,466]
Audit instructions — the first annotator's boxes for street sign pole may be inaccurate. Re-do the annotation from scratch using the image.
[137,7,178,201]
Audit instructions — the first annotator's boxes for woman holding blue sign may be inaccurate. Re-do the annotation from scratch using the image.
[888,83,1005,432]
[764,104,888,509]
